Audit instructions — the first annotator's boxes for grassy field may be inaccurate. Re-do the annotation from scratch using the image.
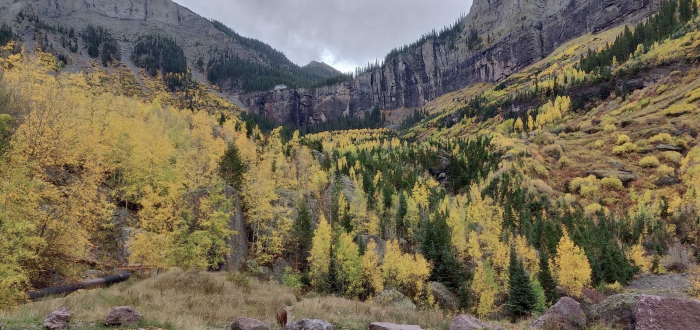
[0,270,552,330]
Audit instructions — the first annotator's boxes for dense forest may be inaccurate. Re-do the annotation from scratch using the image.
[82,25,120,66]
[132,35,189,91]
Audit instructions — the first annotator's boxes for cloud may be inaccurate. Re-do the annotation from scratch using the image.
[173,0,472,71]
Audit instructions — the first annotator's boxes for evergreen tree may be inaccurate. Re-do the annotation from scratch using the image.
[507,247,536,321]
[293,202,313,260]
[218,142,247,191]
[537,250,558,306]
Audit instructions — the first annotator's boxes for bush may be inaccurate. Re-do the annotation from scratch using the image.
[639,156,661,168]
[649,133,672,144]
[557,156,571,169]
[663,151,682,165]
[601,177,624,191]
[616,134,631,145]
[580,185,600,198]
[584,203,605,216]
[604,124,617,132]
[657,164,675,176]
[664,104,697,116]
[282,266,304,291]
[542,144,564,160]
[613,142,638,155]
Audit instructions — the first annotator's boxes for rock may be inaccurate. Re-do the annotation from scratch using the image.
[262,257,290,283]
[586,169,639,184]
[608,160,624,168]
[635,295,700,330]
[284,319,333,330]
[532,297,586,330]
[43,308,72,330]
[356,234,387,259]
[104,306,142,326]
[655,176,681,187]
[656,144,685,152]
[369,322,421,330]
[374,288,416,310]
[232,318,270,330]
[449,315,496,330]
[590,293,642,330]
[429,282,458,310]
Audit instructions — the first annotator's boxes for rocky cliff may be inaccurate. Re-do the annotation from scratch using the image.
[241,0,660,125]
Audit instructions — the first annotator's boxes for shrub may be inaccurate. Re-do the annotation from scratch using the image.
[673,137,688,149]
[649,133,672,144]
[601,177,624,191]
[534,163,549,177]
[613,142,638,155]
[657,164,675,176]
[570,175,599,193]
[557,156,570,169]
[639,156,660,168]
[663,151,682,165]
[664,104,697,116]
[604,124,617,132]
[616,134,631,145]
[542,144,564,160]
[580,185,600,198]
[594,140,604,148]
[584,203,605,216]
[282,266,304,291]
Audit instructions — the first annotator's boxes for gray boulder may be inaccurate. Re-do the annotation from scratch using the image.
[104,306,142,326]
[284,319,333,330]
[586,169,639,184]
[429,282,458,309]
[369,322,422,330]
[374,288,416,310]
[356,234,387,260]
[232,317,270,330]
[532,297,586,330]
[448,315,497,330]
[635,294,700,330]
[589,293,641,330]
[43,307,71,330]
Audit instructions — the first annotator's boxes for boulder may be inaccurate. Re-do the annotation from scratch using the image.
[448,315,496,330]
[586,169,639,184]
[262,257,290,283]
[356,234,387,259]
[532,297,586,330]
[374,288,416,310]
[655,176,681,187]
[43,307,72,330]
[232,317,270,330]
[284,319,333,330]
[656,144,685,152]
[589,293,642,330]
[635,294,700,330]
[429,282,458,309]
[104,306,142,326]
[369,322,422,330]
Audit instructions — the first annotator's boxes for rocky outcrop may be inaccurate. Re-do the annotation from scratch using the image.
[231,317,270,330]
[374,288,416,310]
[448,315,496,330]
[43,308,72,330]
[635,295,700,330]
[590,293,642,330]
[429,282,458,310]
[284,319,333,330]
[532,297,586,330]
[241,0,661,124]
[586,169,639,184]
[369,322,422,330]
[104,306,142,326]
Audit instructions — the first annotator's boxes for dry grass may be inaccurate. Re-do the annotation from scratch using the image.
[0,270,553,330]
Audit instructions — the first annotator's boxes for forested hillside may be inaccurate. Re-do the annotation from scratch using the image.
[2,0,700,328]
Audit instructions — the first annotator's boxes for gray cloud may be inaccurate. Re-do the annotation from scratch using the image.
[173,0,472,72]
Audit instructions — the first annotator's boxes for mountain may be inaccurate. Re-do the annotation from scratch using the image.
[240,0,661,125]
[303,61,344,79]
[0,0,346,94]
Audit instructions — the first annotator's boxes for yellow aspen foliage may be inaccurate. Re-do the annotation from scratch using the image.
[308,214,332,290]
[628,243,651,273]
[382,240,432,301]
[514,117,524,132]
[349,180,374,234]
[515,235,540,277]
[404,194,421,241]
[471,261,498,318]
[334,232,363,297]
[361,239,384,297]
[446,199,469,260]
[412,181,430,210]
[467,231,483,262]
[554,229,592,297]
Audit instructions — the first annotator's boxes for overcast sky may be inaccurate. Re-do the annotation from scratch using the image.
[173,0,472,72]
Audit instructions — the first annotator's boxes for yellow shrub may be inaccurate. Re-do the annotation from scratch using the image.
[604,124,617,132]
[580,185,600,198]
[613,142,638,155]
[594,140,604,148]
[639,156,661,168]
[570,175,599,193]
[557,156,571,168]
[657,164,675,177]
[584,203,605,216]
[605,281,624,294]
[685,87,700,103]
[534,163,549,177]
[542,144,564,159]
[601,177,623,191]
[664,104,698,116]
[649,133,672,144]
[616,134,631,145]
[663,151,682,165]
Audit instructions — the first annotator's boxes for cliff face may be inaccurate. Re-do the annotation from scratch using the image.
[242,0,659,125]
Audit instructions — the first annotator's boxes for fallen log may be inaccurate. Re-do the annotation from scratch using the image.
[28,272,131,301]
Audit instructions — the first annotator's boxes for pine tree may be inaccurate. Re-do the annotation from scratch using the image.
[219,142,247,191]
[538,250,558,305]
[507,247,536,321]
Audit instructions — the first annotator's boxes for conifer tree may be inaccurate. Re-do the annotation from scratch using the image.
[538,250,558,305]
[219,142,246,191]
[507,247,535,321]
